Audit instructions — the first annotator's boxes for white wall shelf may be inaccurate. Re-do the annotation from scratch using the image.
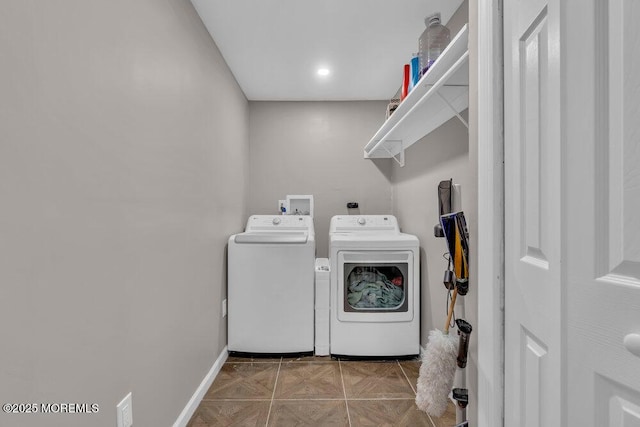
[364,24,469,167]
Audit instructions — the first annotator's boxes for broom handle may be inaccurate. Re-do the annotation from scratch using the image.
[444,286,458,334]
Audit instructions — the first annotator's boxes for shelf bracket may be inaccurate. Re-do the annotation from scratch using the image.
[436,90,469,129]
[382,140,405,167]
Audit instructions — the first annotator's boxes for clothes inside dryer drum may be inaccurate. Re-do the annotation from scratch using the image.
[346,268,404,309]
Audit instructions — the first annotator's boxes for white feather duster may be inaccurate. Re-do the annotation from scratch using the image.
[415,328,459,417]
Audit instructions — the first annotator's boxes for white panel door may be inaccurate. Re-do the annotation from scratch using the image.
[564,0,640,425]
[504,0,563,425]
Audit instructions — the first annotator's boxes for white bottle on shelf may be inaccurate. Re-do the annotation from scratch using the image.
[418,13,451,77]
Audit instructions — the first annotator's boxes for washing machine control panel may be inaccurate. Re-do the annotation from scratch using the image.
[246,215,312,231]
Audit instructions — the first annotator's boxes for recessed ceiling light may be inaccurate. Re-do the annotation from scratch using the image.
[317,68,330,76]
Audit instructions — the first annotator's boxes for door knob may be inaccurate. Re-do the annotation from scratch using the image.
[623,333,640,358]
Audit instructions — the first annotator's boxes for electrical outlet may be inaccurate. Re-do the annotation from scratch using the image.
[222,299,227,318]
[117,392,133,427]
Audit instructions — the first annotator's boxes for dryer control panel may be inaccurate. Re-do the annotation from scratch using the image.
[330,215,399,233]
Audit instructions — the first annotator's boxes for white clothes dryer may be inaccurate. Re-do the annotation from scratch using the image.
[329,215,420,358]
[228,215,315,355]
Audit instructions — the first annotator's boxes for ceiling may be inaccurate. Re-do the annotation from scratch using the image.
[190,0,464,101]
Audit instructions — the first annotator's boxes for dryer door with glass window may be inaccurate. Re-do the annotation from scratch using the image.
[337,251,414,322]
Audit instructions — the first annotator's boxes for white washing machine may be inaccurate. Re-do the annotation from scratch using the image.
[228,215,315,355]
[329,215,420,357]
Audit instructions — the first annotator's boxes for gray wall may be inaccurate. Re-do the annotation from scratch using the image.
[393,0,470,352]
[247,101,393,257]
[391,0,478,422]
[0,1,248,426]
[392,115,470,337]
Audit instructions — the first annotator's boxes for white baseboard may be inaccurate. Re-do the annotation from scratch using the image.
[173,346,228,427]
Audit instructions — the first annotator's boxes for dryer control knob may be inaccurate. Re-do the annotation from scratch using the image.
[272,217,281,225]
[358,217,366,225]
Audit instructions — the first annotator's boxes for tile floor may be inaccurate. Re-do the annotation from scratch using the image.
[187,355,457,427]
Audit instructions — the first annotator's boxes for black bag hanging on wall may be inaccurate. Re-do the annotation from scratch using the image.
[434,178,453,237]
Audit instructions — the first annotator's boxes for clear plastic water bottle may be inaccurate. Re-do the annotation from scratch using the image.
[418,13,451,77]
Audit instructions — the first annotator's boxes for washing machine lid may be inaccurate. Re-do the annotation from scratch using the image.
[234,231,308,244]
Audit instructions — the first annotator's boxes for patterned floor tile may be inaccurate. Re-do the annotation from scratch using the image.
[340,361,415,399]
[347,399,433,427]
[398,360,421,393]
[188,354,461,427]
[204,362,279,399]
[275,362,344,399]
[268,400,349,426]
[187,400,271,427]
[431,401,457,427]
